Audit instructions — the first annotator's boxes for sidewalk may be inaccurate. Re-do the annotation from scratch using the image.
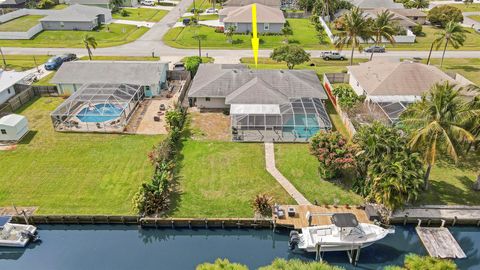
[264,142,311,205]
[111,19,155,28]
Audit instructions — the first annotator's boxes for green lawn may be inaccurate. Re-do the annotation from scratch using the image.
[33,72,55,86]
[469,15,480,22]
[188,0,221,10]
[419,154,480,205]
[0,55,50,71]
[448,3,480,12]
[429,58,480,85]
[0,24,148,48]
[0,97,161,214]
[275,144,363,205]
[0,15,44,32]
[113,8,168,22]
[170,141,295,217]
[163,19,331,49]
[388,26,480,51]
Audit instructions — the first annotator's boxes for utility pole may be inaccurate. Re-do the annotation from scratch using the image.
[33,55,40,73]
[0,47,6,69]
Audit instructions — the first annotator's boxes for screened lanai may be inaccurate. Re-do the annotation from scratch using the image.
[231,98,332,142]
[51,83,144,132]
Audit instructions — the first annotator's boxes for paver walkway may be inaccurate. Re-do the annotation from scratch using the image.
[264,143,311,205]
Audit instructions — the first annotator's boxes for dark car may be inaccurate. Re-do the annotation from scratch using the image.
[364,46,386,53]
[190,8,203,13]
[59,53,77,62]
[173,62,185,71]
[182,18,191,25]
[44,56,63,70]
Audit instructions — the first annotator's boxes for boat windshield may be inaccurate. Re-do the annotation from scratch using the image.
[0,216,12,229]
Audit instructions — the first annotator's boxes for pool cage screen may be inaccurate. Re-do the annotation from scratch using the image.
[51,83,144,133]
[231,98,332,142]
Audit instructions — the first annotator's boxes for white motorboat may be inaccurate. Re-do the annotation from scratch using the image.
[289,213,394,253]
[0,216,39,247]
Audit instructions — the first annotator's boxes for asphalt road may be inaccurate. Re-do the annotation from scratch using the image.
[3,0,480,62]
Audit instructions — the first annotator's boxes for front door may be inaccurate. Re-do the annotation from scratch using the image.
[144,85,152,98]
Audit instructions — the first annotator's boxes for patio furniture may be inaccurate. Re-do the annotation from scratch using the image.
[153,116,160,122]
[288,207,296,217]
[273,204,285,219]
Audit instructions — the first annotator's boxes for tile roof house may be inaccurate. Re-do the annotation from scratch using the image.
[219,4,286,33]
[223,0,281,8]
[51,61,169,97]
[0,0,26,8]
[39,4,112,31]
[188,64,332,142]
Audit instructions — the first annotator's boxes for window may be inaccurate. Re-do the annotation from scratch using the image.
[413,16,418,20]
[206,97,211,101]
[264,23,269,31]
[145,86,150,91]
[1,129,6,135]
[60,22,64,28]
[7,88,11,94]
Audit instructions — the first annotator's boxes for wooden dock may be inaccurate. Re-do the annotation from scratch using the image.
[274,205,370,229]
[416,226,466,259]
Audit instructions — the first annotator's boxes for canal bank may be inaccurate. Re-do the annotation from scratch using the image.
[0,225,479,270]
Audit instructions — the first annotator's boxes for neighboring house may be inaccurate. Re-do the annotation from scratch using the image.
[0,0,25,8]
[391,8,427,25]
[65,0,139,8]
[188,64,332,142]
[348,0,403,9]
[223,0,281,8]
[39,4,112,30]
[365,8,417,28]
[0,114,29,142]
[51,61,169,97]
[220,4,286,33]
[0,70,27,106]
[346,59,463,122]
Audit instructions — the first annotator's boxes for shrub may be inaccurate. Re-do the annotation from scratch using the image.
[310,131,357,180]
[259,258,344,270]
[270,45,310,69]
[252,194,273,217]
[184,56,203,76]
[385,254,457,270]
[427,5,463,27]
[215,26,225,33]
[36,0,55,9]
[197,259,248,270]
[120,9,129,17]
[411,24,423,36]
[332,84,364,111]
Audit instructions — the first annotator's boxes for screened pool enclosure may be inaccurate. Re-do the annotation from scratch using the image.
[231,98,332,142]
[51,83,144,132]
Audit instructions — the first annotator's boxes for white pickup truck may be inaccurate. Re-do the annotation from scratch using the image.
[321,51,346,61]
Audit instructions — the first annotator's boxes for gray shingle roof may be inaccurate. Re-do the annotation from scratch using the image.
[349,0,403,9]
[188,64,328,103]
[67,0,110,5]
[222,4,285,23]
[51,61,168,85]
[223,0,280,7]
[40,4,110,22]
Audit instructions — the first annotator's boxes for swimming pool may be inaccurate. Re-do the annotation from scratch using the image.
[283,115,321,139]
[76,104,123,123]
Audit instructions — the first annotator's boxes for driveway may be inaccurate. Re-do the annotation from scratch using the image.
[111,19,155,28]
[463,12,480,29]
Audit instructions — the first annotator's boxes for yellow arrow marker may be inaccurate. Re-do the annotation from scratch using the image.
[251,4,259,68]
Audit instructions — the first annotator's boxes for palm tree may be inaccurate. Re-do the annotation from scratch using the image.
[224,25,236,43]
[400,82,476,189]
[369,10,396,60]
[82,35,97,60]
[411,0,429,9]
[207,0,216,10]
[334,7,372,66]
[434,20,466,67]
[192,33,207,58]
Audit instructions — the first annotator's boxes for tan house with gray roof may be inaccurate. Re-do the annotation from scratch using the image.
[219,3,286,33]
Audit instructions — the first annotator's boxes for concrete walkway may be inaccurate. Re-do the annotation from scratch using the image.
[111,19,155,28]
[264,143,311,205]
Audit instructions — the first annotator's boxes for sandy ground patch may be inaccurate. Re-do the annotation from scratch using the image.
[189,111,231,141]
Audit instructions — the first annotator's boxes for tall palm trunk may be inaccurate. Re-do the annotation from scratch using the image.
[474,173,480,191]
[86,45,92,60]
[424,163,432,190]
[426,40,435,65]
[370,34,379,60]
[198,39,202,58]
[440,38,449,68]
[350,45,355,66]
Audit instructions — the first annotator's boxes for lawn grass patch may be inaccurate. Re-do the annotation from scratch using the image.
[171,141,295,217]
[180,56,214,63]
[163,19,330,49]
[0,55,50,71]
[113,8,168,22]
[430,58,480,85]
[418,153,480,205]
[188,0,220,10]
[0,97,161,214]
[448,3,480,12]
[33,72,55,86]
[389,26,480,51]
[0,23,148,48]
[274,144,363,205]
[0,15,44,32]
[49,4,68,9]
[469,15,480,22]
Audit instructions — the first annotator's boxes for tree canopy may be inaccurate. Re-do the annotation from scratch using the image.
[270,45,310,69]
[427,5,463,27]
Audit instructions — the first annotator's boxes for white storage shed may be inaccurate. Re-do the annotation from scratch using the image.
[0,114,29,142]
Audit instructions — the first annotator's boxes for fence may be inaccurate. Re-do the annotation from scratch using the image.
[0,8,57,39]
[0,23,43,39]
[283,11,310,19]
[167,70,191,105]
[323,73,357,138]
[0,85,58,116]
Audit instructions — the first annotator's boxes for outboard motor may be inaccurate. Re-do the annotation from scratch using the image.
[20,230,41,243]
[289,230,300,250]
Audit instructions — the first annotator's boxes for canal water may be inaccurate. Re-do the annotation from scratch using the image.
[0,225,478,270]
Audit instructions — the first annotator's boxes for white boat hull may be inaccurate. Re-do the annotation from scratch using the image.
[0,223,37,247]
[293,223,394,253]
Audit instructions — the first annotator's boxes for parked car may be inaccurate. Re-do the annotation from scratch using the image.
[44,56,63,70]
[364,46,386,53]
[59,53,77,62]
[141,0,155,6]
[173,62,185,71]
[182,18,191,25]
[190,8,203,13]
[321,51,345,61]
[205,8,218,13]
